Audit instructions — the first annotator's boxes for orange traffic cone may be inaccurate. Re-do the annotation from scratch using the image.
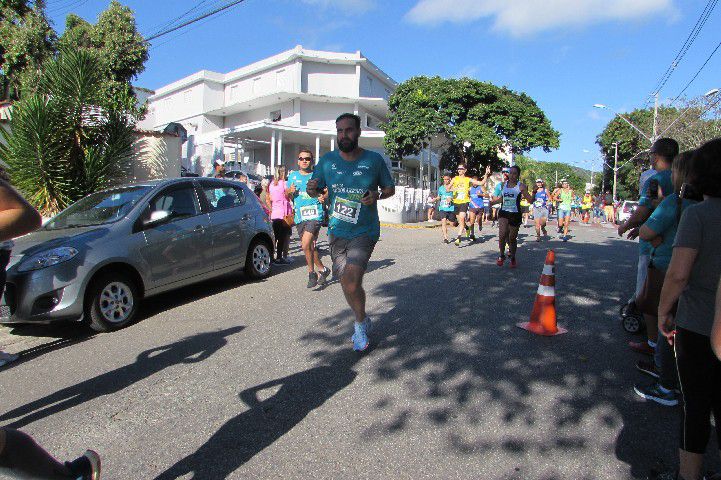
[517,249,567,336]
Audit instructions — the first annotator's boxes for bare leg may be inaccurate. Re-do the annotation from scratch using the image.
[468,211,476,237]
[678,449,704,480]
[508,224,520,258]
[534,216,542,239]
[441,218,449,241]
[301,231,317,273]
[0,428,74,479]
[498,217,509,257]
[456,211,467,238]
[563,216,570,236]
[340,265,366,323]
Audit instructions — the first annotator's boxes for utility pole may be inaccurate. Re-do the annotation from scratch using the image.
[652,92,659,143]
[612,142,619,201]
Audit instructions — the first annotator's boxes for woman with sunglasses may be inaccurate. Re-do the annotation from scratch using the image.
[490,165,534,267]
[287,149,331,288]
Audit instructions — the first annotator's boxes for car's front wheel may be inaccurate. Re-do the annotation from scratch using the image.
[245,238,272,279]
[85,273,139,332]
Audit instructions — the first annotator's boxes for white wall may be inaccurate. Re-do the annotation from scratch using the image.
[225,101,296,127]
[129,133,182,182]
[224,60,297,104]
[302,62,358,98]
[300,101,351,129]
[359,67,393,99]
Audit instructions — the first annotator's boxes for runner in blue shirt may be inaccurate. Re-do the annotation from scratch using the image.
[287,149,331,288]
[532,179,550,241]
[306,113,395,352]
[467,167,491,242]
[430,173,456,243]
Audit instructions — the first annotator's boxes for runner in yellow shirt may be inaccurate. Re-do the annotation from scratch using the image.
[581,191,593,224]
[450,164,490,246]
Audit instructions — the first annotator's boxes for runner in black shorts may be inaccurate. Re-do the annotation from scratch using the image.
[490,165,534,268]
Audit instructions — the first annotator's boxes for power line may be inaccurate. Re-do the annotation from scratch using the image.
[647,0,718,100]
[670,38,721,104]
[145,0,248,42]
[145,0,215,39]
[149,5,238,52]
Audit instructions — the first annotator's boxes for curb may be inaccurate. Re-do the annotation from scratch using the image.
[380,222,441,229]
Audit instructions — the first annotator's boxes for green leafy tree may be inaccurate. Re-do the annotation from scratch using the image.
[0,49,135,216]
[382,76,560,175]
[58,1,149,120]
[596,96,721,200]
[0,0,56,100]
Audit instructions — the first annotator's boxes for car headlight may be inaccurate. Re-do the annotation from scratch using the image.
[17,247,79,272]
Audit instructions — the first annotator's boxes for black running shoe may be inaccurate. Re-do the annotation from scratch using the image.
[307,272,318,288]
[66,450,101,480]
[317,267,330,285]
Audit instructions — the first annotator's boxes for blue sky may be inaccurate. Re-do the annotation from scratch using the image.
[45,0,721,170]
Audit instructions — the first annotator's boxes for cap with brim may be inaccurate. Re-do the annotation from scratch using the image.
[535,178,543,183]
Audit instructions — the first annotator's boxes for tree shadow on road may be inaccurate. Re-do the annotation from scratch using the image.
[153,355,358,480]
[0,326,244,428]
[298,236,711,479]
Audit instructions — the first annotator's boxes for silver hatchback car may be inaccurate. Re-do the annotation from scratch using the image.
[0,177,274,332]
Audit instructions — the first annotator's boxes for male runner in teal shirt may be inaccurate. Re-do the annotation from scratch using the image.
[307,113,395,351]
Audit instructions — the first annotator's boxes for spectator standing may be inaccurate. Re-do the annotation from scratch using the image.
[657,138,721,480]
[425,192,436,222]
[603,190,615,224]
[618,138,678,356]
[633,150,698,406]
[268,167,293,264]
[714,279,721,361]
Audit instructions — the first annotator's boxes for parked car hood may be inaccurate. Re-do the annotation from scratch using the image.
[11,226,113,257]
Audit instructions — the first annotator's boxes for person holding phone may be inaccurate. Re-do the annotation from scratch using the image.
[306,113,395,352]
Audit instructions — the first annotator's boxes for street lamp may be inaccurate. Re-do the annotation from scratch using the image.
[593,103,653,143]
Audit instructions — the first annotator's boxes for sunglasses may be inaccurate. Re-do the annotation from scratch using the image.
[298,157,312,161]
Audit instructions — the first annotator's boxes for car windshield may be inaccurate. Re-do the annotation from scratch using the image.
[44,186,152,230]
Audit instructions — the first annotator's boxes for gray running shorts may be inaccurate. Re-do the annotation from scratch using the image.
[296,220,322,238]
[329,235,376,278]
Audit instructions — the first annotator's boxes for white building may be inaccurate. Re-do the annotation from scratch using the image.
[138,46,443,222]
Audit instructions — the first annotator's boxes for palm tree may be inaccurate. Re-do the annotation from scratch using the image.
[0,48,134,216]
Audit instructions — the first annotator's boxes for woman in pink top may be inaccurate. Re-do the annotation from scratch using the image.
[268,167,293,263]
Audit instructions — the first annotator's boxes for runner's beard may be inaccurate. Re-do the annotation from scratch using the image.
[338,138,357,153]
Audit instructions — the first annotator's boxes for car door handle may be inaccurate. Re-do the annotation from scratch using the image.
[240,214,251,222]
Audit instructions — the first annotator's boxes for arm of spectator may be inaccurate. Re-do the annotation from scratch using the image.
[638,224,659,242]
[712,279,721,361]
[658,247,697,343]
[0,180,42,241]
[618,205,651,236]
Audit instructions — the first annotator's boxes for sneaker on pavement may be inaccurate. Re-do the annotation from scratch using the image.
[317,267,331,285]
[351,321,369,351]
[496,255,505,267]
[469,235,476,242]
[307,272,318,288]
[454,237,461,247]
[0,351,18,367]
[633,382,678,406]
[510,257,517,268]
[629,340,655,356]
[636,359,660,379]
[443,238,450,244]
[66,450,101,480]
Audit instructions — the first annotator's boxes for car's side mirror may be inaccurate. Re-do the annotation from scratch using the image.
[143,210,171,228]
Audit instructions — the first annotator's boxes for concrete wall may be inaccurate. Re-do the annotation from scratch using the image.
[302,62,358,97]
[225,101,295,127]
[299,101,351,129]
[225,60,297,104]
[359,67,393,100]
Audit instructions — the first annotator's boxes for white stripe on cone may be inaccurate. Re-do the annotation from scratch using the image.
[537,284,555,297]
[542,265,555,276]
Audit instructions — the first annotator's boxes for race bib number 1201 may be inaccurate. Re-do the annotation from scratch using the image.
[332,197,361,224]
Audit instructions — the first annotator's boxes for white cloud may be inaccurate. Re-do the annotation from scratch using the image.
[405,0,675,36]
[301,0,375,13]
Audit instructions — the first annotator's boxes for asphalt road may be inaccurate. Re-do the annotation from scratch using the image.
[0,219,718,479]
